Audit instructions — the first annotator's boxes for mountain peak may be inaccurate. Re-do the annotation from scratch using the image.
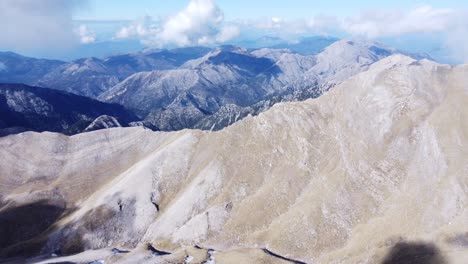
[322,38,394,56]
[182,45,263,69]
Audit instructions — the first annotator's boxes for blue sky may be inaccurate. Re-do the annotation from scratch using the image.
[76,0,468,20]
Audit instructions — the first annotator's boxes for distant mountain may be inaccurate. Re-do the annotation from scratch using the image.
[0,83,137,136]
[101,39,398,131]
[0,40,433,134]
[233,36,287,49]
[269,36,339,55]
[38,47,212,98]
[100,45,291,130]
[234,36,338,55]
[0,52,65,85]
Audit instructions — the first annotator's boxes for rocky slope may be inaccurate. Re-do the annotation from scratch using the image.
[103,40,397,131]
[0,55,466,263]
[0,83,137,136]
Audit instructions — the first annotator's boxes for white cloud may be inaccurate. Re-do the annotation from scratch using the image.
[116,0,239,47]
[157,0,223,46]
[216,25,241,42]
[255,17,285,30]
[308,15,340,32]
[0,0,86,53]
[116,16,157,39]
[444,18,468,63]
[341,5,468,62]
[342,5,455,38]
[245,6,460,40]
[75,25,96,44]
[113,4,468,63]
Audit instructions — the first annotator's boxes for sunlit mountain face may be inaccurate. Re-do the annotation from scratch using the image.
[0,1,467,264]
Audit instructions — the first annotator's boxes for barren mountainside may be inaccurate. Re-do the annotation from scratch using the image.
[0,55,467,263]
[0,52,65,85]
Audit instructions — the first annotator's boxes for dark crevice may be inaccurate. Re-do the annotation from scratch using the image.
[225,202,233,212]
[262,248,307,264]
[151,202,159,211]
[117,200,123,212]
[112,248,130,255]
[147,244,171,256]
[150,193,160,211]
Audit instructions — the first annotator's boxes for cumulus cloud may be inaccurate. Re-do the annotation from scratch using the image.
[75,25,96,44]
[254,17,286,30]
[341,5,468,62]
[342,5,455,38]
[157,0,224,46]
[246,6,460,40]
[116,16,157,39]
[0,0,86,53]
[216,25,241,43]
[116,0,239,47]
[444,18,468,63]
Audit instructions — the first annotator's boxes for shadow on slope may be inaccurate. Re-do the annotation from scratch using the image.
[381,241,447,264]
[0,83,139,137]
[0,201,67,259]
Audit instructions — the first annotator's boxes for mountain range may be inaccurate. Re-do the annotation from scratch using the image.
[0,83,137,136]
[37,47,213,98]
[1,55,466,263]
[101,40,399,131]
[0,52,64,85]
[0,39,432,135]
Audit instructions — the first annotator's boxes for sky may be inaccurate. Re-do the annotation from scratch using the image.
[75,0,468,21]
[1,0,468,62]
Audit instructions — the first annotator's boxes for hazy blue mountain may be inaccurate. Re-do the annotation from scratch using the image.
[38,47,212,98]
[233,36,287,49]
[0,83,137,136]
[60,39,146,61]
[0,52,65,85]
[234,36,338,55]
[268,36,339,55]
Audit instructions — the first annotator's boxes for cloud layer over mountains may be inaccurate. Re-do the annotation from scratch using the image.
[341,5,468,62]
[114,2,468,62]
[1,0,468,62]
[0,0,88,53]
